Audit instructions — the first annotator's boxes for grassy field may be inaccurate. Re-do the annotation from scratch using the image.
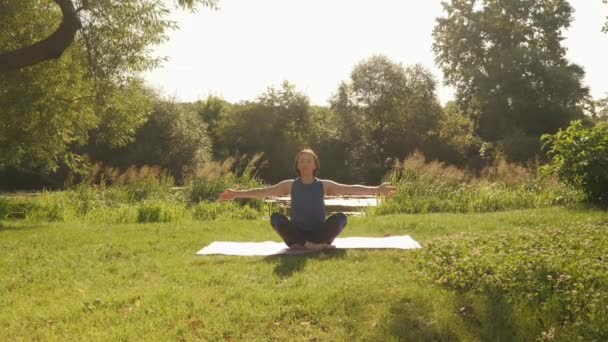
[1,206,606,341]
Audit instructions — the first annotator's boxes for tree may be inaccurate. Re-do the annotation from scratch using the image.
[434,0,589,162]
[435,101,482,165]
[258,81,311,147]
[181,95,232,158]
[258,82,312,181]
[591,95,608,122]
[0,0,217,73]
[331,55,443,182]
[195,96,230,137]
[214,82,312,182]
[214,102,274,161]
[603,0,608,33]
[0,0,215,174]
[93,100,212,181]
[308,106,352,182]
[1,2,151,172]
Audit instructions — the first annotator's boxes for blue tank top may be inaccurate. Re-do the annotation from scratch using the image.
[290,177,325,231]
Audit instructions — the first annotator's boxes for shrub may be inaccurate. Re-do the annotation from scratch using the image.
[542,120,608,205]
[25,191,73,222]
[415,223,608,340]
[0,197,37,220]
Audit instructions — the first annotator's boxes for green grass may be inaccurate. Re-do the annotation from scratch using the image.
[1,206,607,340]
[368,176,583,215]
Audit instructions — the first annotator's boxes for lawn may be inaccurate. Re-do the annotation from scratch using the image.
[1,206,607,341]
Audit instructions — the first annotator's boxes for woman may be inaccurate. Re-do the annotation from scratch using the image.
[219,149,396,249]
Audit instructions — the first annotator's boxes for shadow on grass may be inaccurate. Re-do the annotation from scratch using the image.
[190,248,347,275]
[375,290,530,341]
[264,249,347,278]
[454,291,521,341]
[376,295,462,341]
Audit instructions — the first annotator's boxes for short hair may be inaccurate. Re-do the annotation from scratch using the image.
[294,149,320,177]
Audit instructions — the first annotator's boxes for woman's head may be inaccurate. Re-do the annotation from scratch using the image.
[294,149,320,177]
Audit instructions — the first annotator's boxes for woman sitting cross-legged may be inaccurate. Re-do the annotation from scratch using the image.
[219,149,396,250]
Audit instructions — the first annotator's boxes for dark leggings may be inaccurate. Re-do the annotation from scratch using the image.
[270,212,347,247]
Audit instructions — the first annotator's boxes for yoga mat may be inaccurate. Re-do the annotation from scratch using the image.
[196,235,421,256]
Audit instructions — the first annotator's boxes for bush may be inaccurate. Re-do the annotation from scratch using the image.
[542,120,608,205]
[25,191,73,222]
[0,197,37,220]
[415,223,608,340]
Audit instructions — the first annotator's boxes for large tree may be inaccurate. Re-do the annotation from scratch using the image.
[90,100,212,181]
[192,96,231,154]
[0,0,215,173]
[0,0,217,73]
[214,82,312,182]
[434,0,589,162]
[331,55,443,182]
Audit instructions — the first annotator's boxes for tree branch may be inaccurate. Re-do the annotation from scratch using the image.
[0,0,81,73]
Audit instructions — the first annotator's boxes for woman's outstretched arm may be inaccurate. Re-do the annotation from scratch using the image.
[218,180,293,201]
[322,180,396,197]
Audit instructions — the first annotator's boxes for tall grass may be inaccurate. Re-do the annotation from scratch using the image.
[1,152,586,222]
[185,153,265,203]
[368,152,583,215]
[0,157,277,224]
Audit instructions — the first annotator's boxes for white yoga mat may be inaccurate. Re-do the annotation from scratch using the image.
[196,235,421,256]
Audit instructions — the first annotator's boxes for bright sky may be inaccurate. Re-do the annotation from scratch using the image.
[143,0,608,106]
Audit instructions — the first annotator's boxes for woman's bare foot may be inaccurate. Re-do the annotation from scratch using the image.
[288,243,306,249]
[304,241,335,250]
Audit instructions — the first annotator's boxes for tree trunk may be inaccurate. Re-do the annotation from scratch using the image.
[0,0,81,73]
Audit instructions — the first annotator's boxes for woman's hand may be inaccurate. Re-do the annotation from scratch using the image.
[378,182,397,197]
[219,189,237,201]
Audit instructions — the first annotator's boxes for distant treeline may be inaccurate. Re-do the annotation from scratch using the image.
[1,0,607,190]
